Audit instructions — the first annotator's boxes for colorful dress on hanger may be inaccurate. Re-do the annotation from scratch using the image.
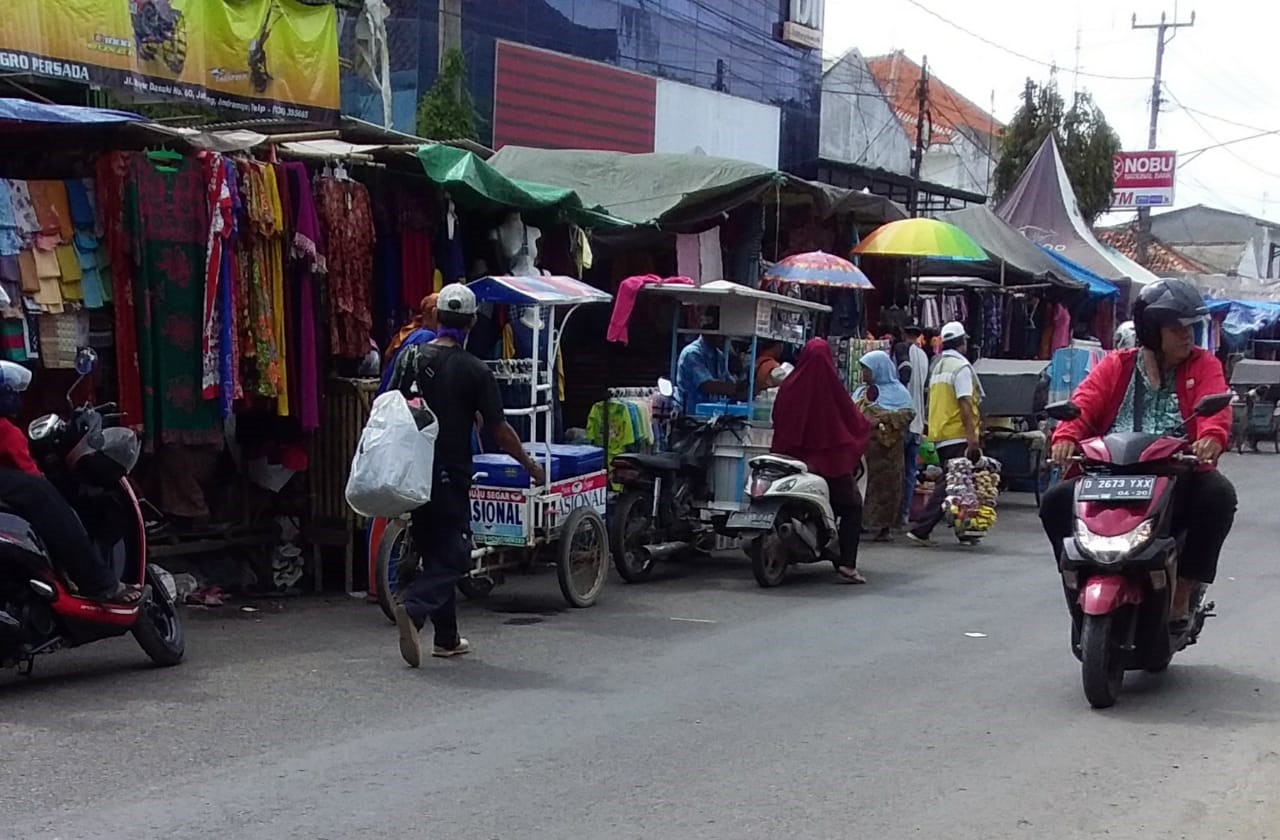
[316,177,374,360]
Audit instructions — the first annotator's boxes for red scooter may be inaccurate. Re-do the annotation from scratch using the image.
[0,351,183,677]
[1046,392,1233,709]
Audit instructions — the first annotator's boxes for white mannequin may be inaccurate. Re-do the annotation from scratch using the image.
[492,212,545,277]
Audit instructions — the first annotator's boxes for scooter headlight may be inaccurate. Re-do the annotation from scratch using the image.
[1074,518,1155,563]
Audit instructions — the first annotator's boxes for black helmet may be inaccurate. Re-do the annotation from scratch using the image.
[1132,278,1208,351]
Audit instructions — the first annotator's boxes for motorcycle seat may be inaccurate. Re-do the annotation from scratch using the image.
[621,453,692,473]
[748,455,807,475]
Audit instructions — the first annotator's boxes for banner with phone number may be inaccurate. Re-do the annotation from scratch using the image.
[0,0,339,123]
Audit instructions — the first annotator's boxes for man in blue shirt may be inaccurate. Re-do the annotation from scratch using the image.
[675,334,741,414]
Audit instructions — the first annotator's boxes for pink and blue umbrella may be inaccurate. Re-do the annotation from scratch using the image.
[762,251,874,289]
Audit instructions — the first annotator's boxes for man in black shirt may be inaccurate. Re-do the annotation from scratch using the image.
[389,283,545,667]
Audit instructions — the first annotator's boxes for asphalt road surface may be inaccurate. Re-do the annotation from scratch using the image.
[3,454,1278,839]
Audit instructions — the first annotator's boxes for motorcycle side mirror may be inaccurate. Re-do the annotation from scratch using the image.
[1045,401,1081,422]
[1193,392,1233,417]
[74,347,98,376]
[657,378,674,398]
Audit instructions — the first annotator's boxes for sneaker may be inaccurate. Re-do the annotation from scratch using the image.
[394,604,423,668]
[432,638,471,658]
[905,531,937,548]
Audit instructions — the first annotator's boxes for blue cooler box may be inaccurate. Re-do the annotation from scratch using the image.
[693,402,750,418]
[523,444,605,480]
[472,452,561,488]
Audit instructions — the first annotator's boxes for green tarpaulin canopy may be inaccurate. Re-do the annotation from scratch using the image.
[414,144,631,230]
[486,146,905,230]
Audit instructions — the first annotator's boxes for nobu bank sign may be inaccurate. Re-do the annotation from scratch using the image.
[780,0,824,50]
[1112,150,1177,209]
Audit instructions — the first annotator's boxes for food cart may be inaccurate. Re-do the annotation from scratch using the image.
[370,275,613,621]
[607,281,830,568]
[1229,358,1280,453]
[975,358,1050,503]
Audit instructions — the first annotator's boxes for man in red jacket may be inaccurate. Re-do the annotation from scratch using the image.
[1041,279,1237,624]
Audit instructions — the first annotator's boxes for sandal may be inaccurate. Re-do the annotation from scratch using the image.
[98,583,144,605]
[837,568,867,585]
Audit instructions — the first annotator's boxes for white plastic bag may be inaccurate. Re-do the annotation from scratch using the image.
[345,391,438,518]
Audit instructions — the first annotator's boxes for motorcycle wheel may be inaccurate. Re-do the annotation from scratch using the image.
[132,568,185,667]
[610,491,656,583]
[752,533,789,588]
[1080,613,1123,709]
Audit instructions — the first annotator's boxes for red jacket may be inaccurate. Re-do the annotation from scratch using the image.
[0,418,39,476]
[1051,348,1231,449]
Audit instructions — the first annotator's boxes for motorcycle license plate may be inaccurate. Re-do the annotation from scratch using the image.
[726,510,777,530]
[1077,475,1156,501]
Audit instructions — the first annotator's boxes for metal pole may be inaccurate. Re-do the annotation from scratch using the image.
[909,55,929,218]
[1132,10,1195,266]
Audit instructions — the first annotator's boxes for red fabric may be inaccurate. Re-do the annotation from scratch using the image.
[771,338,871,479]
[0,418,40,476]
[1051,348,1232,450]
[607,274,694,345]
[96,153,144,432]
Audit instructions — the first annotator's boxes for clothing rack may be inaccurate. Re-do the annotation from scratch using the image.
[607,387,653,398]
[597,388,659,483]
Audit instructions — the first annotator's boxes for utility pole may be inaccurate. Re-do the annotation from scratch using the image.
[1132,10,1195,266]
[909,55,929,218]
[440,0,462,73]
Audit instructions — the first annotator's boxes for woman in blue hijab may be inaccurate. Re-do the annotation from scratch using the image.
[854,350,917,541]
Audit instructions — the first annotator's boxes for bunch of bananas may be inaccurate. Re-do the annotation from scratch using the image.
[970,504,997,532]
[975,471,1000,507]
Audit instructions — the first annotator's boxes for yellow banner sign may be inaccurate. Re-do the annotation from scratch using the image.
[0,0,340,122]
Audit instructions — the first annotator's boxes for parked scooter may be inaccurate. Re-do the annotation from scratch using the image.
[728,454,866,587]
[1045,392,1232,709]
[0,349,183,677]
[609,380,746,582]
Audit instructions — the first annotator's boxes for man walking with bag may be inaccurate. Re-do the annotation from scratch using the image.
[389,283,545,667]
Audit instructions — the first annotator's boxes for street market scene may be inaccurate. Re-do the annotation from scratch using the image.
[2,1,1280,838]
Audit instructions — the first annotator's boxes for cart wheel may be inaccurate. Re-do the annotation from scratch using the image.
[373,519,414,624]
[458,575,495,600]
[557,507,608,608]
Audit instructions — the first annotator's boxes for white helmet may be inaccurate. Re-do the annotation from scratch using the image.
[1114,320,1137,350]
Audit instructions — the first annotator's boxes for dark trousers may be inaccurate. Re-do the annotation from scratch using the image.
[403,470,472,647]
[901,433,921,524]
[828,472,863,570]
[909,443,967,539]
[0,468,115,594]
[1038,469,1237,584]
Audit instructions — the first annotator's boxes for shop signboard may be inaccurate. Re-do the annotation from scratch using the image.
[1111,150,1177,209]
[470,486,529,547]
[780,0,824,50]
[0,0,340,123]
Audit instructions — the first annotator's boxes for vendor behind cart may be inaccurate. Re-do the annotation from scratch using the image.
[675,333,744,414]
[388,283,546,669]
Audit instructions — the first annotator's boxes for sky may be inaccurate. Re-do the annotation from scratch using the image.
[825,0,1280,225]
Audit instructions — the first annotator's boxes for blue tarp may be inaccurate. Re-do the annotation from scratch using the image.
[1219,299,1280,350]
[1038,245,1119,299]
[0,98,141,125]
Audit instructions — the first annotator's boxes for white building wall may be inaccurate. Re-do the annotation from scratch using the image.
[919,131,992,197]
[653,80,781,168]
[819,50,911,173]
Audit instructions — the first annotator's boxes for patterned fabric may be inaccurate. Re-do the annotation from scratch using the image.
[316,177,375,359]
[0,180,23,256]
[127,155,220,445]
[1111,363,1183,436]
[675,337,730,414]
[96,152,144,428]
[857,401,914,531]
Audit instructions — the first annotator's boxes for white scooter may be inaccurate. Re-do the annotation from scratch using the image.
[728,454,866,587]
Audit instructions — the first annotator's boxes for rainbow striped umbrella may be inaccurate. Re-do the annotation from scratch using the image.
[851,218,988,262]
[761,251,874,289]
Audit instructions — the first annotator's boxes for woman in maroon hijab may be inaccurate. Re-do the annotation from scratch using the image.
[772,339,872,583]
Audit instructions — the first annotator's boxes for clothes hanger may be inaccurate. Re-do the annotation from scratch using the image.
[145,146,183,174]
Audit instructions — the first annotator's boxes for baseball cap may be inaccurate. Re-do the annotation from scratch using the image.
[437,283,477,316]
[940,321,967,342]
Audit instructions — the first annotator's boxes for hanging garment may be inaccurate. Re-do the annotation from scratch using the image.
[316,177,375,360]
[27,180,73,245]
[676,234,700,284]
[126,154,221,445]
[0,180,23,256]
[607,274,694,345]
[282,162,324,433]
[200,151,233,406]
[96,153,144,427]
[55,244,83,302]
[698,227,724,284]
[8,181,39,247]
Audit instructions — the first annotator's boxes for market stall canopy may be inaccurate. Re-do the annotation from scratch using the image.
[852,217,988,261]
[0,99,142,126]
[1230,358,1280,387]
[973,358,1049,416]
[996,134,1159,286]
[486,146,905,230]
[921,205,1085,290]
[642,279,832,314]
[468,275,612,306]
[1222,300,1280,349]
[1039,246,1120,299]
[415,144,631,230]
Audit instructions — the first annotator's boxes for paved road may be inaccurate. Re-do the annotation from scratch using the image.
[3,455,1278,839]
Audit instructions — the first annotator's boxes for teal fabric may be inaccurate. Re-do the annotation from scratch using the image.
[1111,363,1183,435]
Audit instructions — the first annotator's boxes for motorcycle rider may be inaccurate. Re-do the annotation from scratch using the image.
[0,360,139,604]
[1042,279,1237,625]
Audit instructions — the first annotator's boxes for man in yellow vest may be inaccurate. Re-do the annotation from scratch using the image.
[907,321,983,546]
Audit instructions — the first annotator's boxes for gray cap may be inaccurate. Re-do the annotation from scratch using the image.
[438,283,477,316]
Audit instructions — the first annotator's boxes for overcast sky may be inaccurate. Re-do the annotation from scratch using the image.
[826,0,1280,224]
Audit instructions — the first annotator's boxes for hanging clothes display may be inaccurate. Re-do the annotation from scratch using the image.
[281,161,324,433]
[126,155,221,445]
[316,176,374,360]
